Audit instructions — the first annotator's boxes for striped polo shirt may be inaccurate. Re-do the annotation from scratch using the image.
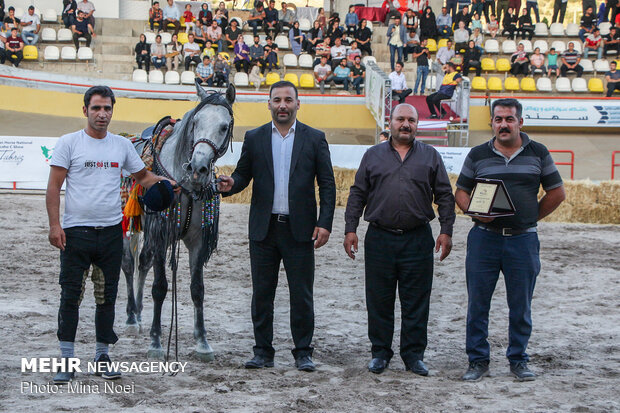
[456,132,563,229]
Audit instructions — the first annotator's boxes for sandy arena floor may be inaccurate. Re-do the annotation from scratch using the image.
[0,195,619,412]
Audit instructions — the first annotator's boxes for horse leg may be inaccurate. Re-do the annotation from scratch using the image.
[135,242,154,327]
[188,243,214,362]
[147,247,167,360]
[121,236,139,334]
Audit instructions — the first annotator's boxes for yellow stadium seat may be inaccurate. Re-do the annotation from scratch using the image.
[299,73,314,88]
[283,73,299,87]
[471,76,487,91]
[178,32,189,44]
[496,58,511,72]
[481,57,495,72]
[426,38,437,52]
[521,77,537,92]
[504,77,520,91]
[266,72,281,86]
[588,78,604,93]
[218,52,230,62]
[488,77,503,91]
[23,45,38,60]
[438,38,449,49]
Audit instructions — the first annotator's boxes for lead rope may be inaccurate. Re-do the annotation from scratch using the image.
[165,201,182,376]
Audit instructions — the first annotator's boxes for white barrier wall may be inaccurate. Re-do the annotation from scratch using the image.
[0,136,470,190]
[7,0,120,19]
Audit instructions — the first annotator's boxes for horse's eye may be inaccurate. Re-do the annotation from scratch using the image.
[220,125,228,133]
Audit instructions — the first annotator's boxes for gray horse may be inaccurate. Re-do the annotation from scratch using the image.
[121,82,235,361]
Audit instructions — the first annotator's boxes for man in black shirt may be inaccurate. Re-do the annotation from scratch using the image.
[412,38,430,95]
[71,10,94,49]
[578,7,595,42]
[224,18,242,49]
[350,55,365,95]
[604,27,620,57]
[263,0,279,37]
[344,103,455,376]
[453,5,471,29]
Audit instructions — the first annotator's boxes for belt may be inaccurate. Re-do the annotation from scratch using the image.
[370,222,424,235]
[475,223,537,236]
[271,214,289,223]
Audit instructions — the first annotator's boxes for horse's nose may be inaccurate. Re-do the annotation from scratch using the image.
[197,166,209,174]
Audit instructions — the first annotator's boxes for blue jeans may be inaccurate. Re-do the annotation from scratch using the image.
[389,44,403,71]
[151,56,167,69]
[465,226,541,363]
[248,20,261,36]
[414,65,429,94]
[438,25,453,38]
[578,28,590,43]
[584,46,603,60]
[352,76,364,94]
[526,1,540,22]
[327,75,349,91]
[22,30,39,45]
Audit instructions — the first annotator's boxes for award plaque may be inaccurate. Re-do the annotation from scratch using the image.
[465,178,516,217]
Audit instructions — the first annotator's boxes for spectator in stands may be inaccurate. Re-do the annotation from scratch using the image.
[72,10,94,50]
[326,19,345,44]
[525,0,539,23]
[0,1,4,24]
[347,41,362,65]
[436,7,453,38]
[454,21,469,52]
[279,2,295,33]
[471,12,483,32]
[207,20,224,51]
[403,30,420,61]
[149,2,164,32]
[248,60,264,90]
[597,0,606,24]
[355,19,373,56]
[345,5,359,36]
[579,7,596,42]
[387,16,407,72]
[471,0,484,20]
[304,20,323,54]
[247,2,265,37]
[199,3,212,26]
[389,61,412,104]
[166,33,182,71]
[552,0,568,23]
[163,0,181,36]
[546,47,560,76]
[510,42,529,75]
[215,2,228,30]
[497,0,510,24]
[560,42,584,77]
[183,4,195,34]
[151,34,166,69]
[584,27,604,60]
[605,61,620,96]
[195,55,214,85]
[450,50,464,72]
[434,39,455,88]
[412,38,430,95]
[313,36,331,67]
[3,7,20,32]
[316,7,326,31]
[135,33,150,71]
[328,58,352,91]
[213,53,229,86]
[351,55,365,95]
[379,130,389,142]
[529,46,545,73]
[583,0,597,14]
[404,9,418,33]
[487,13,499,38]
[0,30,6,65]
[427,62,462,118]
[201,39,215,60]
[289,21,304,56]
[62,0,77,28]
[264,0,279,37]
[77,0,95,27]
[445,0,458,20]
[193,20,207,47]
[463,40,483,76]
[604,27,620,57]
[517,7,534,40]
[508,0,522,14]
[330,37,347,69]
[263,36,279,71]
[470,27,484,49]
[314,55,332,94]
[5,27,23,67]
[249,35,265,71]
[453,6,471,30]
[605,0,619,25]
[234,34,250,73]
[225,18,242,49]
[420,6,438,41]
[501,7,517,38]
[183,33,202,70]
[20,6,40,46]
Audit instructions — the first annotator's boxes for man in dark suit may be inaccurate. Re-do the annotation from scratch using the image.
[218,81,336,372]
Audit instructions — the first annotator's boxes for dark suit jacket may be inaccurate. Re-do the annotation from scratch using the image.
[224,121,336,242]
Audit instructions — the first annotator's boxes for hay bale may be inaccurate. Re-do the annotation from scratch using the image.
[596,181,620,206]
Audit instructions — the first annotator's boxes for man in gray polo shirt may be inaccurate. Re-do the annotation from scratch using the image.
[455,98,565,382]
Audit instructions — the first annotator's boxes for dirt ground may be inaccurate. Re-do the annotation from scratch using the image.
[0,195,618,412]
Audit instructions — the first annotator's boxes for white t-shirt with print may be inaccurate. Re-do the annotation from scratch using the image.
[21,13,40,32]
[51,130,145,228]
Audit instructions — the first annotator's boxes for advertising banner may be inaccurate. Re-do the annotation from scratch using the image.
[499,99,620,127]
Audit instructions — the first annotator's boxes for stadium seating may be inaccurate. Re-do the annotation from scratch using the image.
[366,21,373,32]
[275,35,289,50]
[471,76,487,91]
[438,38,448,49]
[519,40,533,53]
[550,40,566,53]
[581,59,594,73]
[550,23,564,36]
[556,77,571,92]
[165,70,180,84]
[599,22,611,36]
[42,8,58,23]
[484,39,499,53]
[61,46,76,60]
[23,45,38,60]
[44,46,60,60]
[144,32,156,44]
[533,40,548,53]
[233,72,249,86]
[572,77,587,92]
[496,58,511,72]
[588,77,604,92]
[284,73,299,87]
[266,72,280,85]
[502,40,517,54]
[230,17,243,28]
[481,57,495,71]
[41,28,56,42]
[160,32,172,45]
[488,77,503,91]
[299,18,311,31]
[571,42,582,53]
[299,73,314,88]
[536,77,552,92]
[425,75,436,91]
[283,53,297,67]
[132,69,148,83]
[77,47,93,60]
[149,70,164,84]
[299,53,313,68]
[426,38,437,52]
[534,23,548,36]
[521,77,536,92]
[362,56,376,65]
[181,71,196,84]
[57,28,72,42]
[504,77,519,91]
[178,32,189,44]
[594,59,610,73]
[565,23,579,37]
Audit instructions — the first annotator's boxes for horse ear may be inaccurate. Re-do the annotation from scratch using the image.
[195,80,209,101]
[225,83,236,105]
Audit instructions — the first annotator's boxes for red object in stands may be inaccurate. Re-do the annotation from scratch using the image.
[612,151,620,180]
[355,6,387,23]
[549,150,575,180]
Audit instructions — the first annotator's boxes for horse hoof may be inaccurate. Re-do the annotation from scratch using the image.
[125,323,140,336]
[147,348,166,360]
[193,350,215,362]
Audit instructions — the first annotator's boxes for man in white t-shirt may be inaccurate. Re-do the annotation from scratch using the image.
[47,86,177,385]
[329,37,347,70]
[314,55,332,94]
[183,33,202,70]
[20,6,41,45]
[389,61,412,104]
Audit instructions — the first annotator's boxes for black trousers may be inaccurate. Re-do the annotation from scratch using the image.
[136,54,150,71]
[511,62,529,75]
[426,92,451,116]
[249,216,315,359]
[607,82,620,97]
[464,60,482,76]
[7,50,23,67]
[185,55,201,70]
[483,1,495,23]
[57,224,123,344]
[0,48,6,64]
[73,32,92,49]
[560,64,583,77]
[364,224,434,364]
[393,89,412,104]
[552,1,567,23]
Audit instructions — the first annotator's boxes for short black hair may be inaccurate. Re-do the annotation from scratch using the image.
[395,61,404,67]
[491,98,522,119]
[379,131,389,138]
[269,80,299,99]
[154,1,159,4]
[84,86,116,108]
[8,6,14,11]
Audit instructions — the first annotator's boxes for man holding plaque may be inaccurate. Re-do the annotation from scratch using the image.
[344,104,455,376]
[455,98,566,382]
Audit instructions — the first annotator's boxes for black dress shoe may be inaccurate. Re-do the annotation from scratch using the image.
[510,361,536,381]
[406,360,429,376]
[295,355,316,372]
[244,355,274,369]
[368,358,389,374]
[462,360,490,381]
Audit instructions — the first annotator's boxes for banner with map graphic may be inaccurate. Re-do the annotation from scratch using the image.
[0,136,58,189]
[494,99,620,127]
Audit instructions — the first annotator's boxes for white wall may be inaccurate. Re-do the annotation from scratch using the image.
[5,0,120,19]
